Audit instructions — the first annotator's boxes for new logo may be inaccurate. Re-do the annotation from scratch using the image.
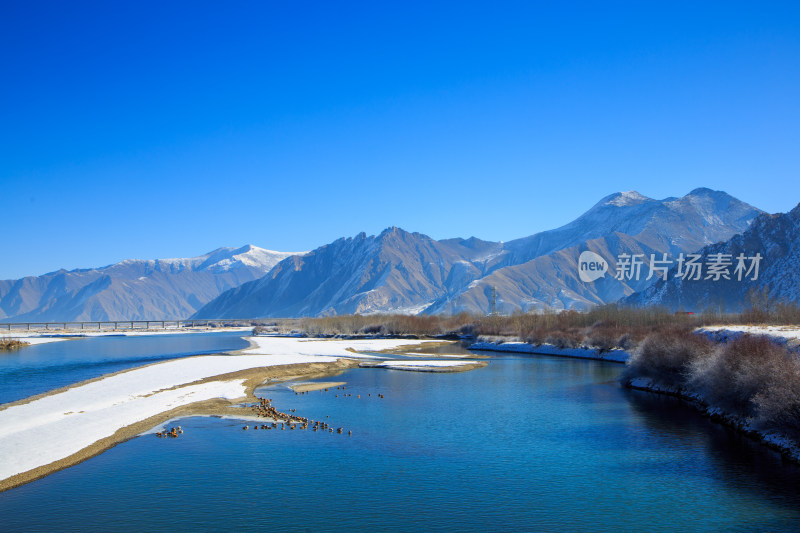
[578,251,608,282]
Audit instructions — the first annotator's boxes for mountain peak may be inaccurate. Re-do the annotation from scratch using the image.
[687,187,721,197]
[378,226,416,239]
[603,190,652,207]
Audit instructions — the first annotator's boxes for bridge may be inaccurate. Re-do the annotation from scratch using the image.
[0,319,261,333]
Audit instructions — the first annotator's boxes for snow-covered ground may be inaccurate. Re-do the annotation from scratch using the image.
[0,336,429,485]
[0,334,68,345]
[396,352,474,358]
[0,327,255,345]
[470,341,630,363]
[699,325,800,341]
[372,360,475,368]
[245,335,427,358]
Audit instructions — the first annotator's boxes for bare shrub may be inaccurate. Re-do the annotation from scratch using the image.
[624,327,712,386]
[252,325,269,336]
[691,335,795,417]
[583,323,630,353]
[616,333,633,350]
[523,327,548,345]
[359,324,384,335]
[544,328,583,349]
[753,360,800,440]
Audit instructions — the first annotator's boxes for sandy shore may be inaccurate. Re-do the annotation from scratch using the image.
[289,381,347,393]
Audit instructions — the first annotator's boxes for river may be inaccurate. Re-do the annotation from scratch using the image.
[1,335,798,531]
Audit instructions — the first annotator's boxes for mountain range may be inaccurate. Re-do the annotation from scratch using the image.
[2,188,775,322]
[0,246,299,322]
[193,187,763,318]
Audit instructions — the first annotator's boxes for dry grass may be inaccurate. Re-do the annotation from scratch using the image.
[0,338,29,350]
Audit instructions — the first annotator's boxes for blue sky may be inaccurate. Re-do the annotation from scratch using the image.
[2,1,799,279]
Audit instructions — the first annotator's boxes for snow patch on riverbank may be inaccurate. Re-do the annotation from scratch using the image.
[373,360,474,368]
[0,379,247,481]
[698,325,800,352]
[0,335,68,345]
[245,335,429,359]
[470,341,629,363]
[361,359,481,372]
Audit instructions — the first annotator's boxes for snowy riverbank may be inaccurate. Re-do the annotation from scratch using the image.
[0,327,255,346]
[698,325,800,351]
[469,340,630,363]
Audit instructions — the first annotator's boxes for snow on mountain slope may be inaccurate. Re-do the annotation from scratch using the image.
[494,188,759,270]
[624,203,800,311]
[0,246,303,322]
[423,188,763,314]
[195,188,763,318]
[192,229,500,319]
[2,188,765,320]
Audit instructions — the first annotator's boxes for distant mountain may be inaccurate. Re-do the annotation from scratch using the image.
[0,246,301,322]
[193,228,504,318]
[425,187,764,314]
[194,188,763,318]
[624,203,800,312]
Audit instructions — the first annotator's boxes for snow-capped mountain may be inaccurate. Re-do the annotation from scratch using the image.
[624,203,800,312]
[193,229,503,318]
[425,187,763,314]
[0,246,301,322]
[194,188,763,318]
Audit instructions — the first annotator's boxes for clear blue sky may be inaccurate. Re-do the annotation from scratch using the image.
[2,1,799,279]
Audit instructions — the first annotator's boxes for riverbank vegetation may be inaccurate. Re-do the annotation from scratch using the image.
[0,339,29,350]
[271,294,800,351]
[623,333,800,445]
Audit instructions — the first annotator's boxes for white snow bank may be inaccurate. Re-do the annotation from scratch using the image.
[397,352,474,358]
[700,325,800,338]
[0,335,68,345]
[470,341,629,363]
[698,326,800,353]
[0,380,246,481]
[246,336,429,359]
[372,360,473,368]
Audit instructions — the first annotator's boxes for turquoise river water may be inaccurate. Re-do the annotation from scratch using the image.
[1,334,799,532]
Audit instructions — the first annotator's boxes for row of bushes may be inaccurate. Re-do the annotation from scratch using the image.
[280,303,799,352]
[624,332,800,441]
[284,299,800,339]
